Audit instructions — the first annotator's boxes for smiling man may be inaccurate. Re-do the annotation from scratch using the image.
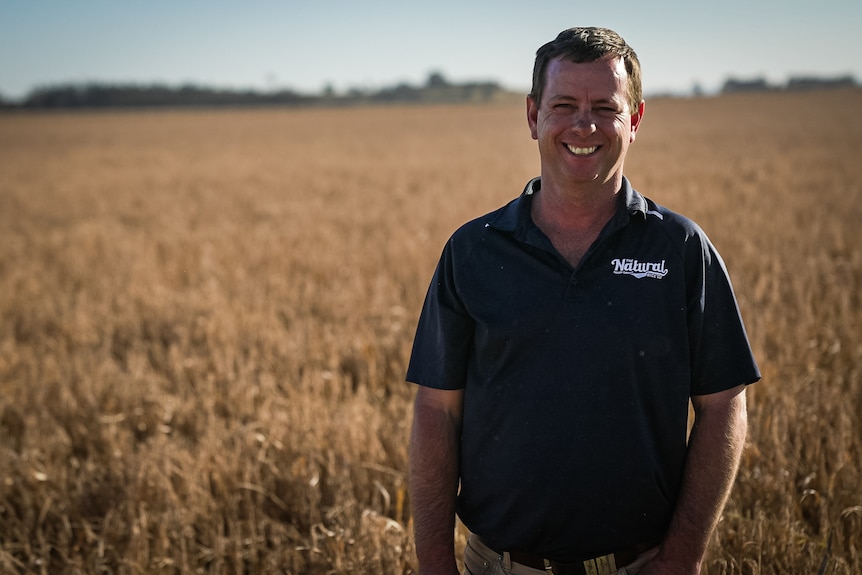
[407,28,760,575]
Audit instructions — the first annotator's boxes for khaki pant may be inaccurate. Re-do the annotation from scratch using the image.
[463,534,658,575]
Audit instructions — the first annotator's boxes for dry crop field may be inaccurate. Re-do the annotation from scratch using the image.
[0,89,860,574]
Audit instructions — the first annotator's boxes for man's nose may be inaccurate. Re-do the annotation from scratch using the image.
[571,110,596,134]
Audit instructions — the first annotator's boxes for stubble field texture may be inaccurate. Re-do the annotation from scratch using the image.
[0,89,860,574]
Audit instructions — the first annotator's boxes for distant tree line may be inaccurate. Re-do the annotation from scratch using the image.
[16,84,316,109]
[2,72,857,110]
[1,72,509,110]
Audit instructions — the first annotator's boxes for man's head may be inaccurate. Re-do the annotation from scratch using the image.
[530,27,642,112]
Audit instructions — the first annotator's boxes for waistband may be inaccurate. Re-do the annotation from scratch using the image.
[473,535,659,575]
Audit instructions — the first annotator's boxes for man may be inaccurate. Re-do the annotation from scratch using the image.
[407,27,760,575]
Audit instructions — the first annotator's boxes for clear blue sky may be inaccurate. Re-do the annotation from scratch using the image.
[1,0,860,101]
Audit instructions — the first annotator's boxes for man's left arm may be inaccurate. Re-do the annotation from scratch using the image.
[641,384,748,575]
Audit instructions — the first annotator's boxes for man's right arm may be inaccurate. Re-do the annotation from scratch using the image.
[409,385,465,575]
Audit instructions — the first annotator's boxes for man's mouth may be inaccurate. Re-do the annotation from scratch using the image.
[566,145,598,156]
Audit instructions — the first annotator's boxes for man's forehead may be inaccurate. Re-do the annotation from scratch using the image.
[545,57,628,92]
[551,54,626,74]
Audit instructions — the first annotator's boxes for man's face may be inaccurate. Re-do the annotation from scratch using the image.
[527,56,644,190]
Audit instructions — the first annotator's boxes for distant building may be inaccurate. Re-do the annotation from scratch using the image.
[721,78,773,94]
[787,75,857,91]
[721,74,858,95]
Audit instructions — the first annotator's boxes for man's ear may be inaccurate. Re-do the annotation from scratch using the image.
[527,95,539,140]
[629,100,645,143]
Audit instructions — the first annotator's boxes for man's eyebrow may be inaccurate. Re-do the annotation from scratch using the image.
[548,93,619,102]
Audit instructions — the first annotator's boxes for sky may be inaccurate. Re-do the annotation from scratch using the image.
[1,0,860,101]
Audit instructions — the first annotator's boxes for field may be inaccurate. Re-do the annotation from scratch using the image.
[0,89,860,574]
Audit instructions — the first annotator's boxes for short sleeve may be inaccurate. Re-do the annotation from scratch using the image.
[406,238,475,390]
[685,229,761,395]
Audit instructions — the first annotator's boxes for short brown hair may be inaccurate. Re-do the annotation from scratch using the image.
[530,27,642,112]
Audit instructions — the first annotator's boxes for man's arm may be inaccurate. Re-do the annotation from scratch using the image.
[641,384,748,575]
[409,385,465,575]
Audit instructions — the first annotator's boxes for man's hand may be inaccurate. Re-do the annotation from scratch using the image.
[637,554,700,575]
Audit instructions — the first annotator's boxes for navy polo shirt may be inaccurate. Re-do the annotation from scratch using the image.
[406,177,760,561]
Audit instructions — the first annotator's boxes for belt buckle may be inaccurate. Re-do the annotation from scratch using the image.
[542,554,616,575]
[582,553,616,575]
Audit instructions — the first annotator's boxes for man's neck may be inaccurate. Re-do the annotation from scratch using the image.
[529,176,622,268]
[532,174,621,234]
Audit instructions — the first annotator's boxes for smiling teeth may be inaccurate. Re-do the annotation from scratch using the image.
[568,145,597,155]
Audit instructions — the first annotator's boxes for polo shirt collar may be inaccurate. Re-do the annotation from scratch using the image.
[488,176,649,237]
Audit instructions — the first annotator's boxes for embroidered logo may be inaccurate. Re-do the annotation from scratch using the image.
[611,258,669,279]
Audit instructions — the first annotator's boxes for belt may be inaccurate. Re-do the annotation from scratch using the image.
[505,542,656,575]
